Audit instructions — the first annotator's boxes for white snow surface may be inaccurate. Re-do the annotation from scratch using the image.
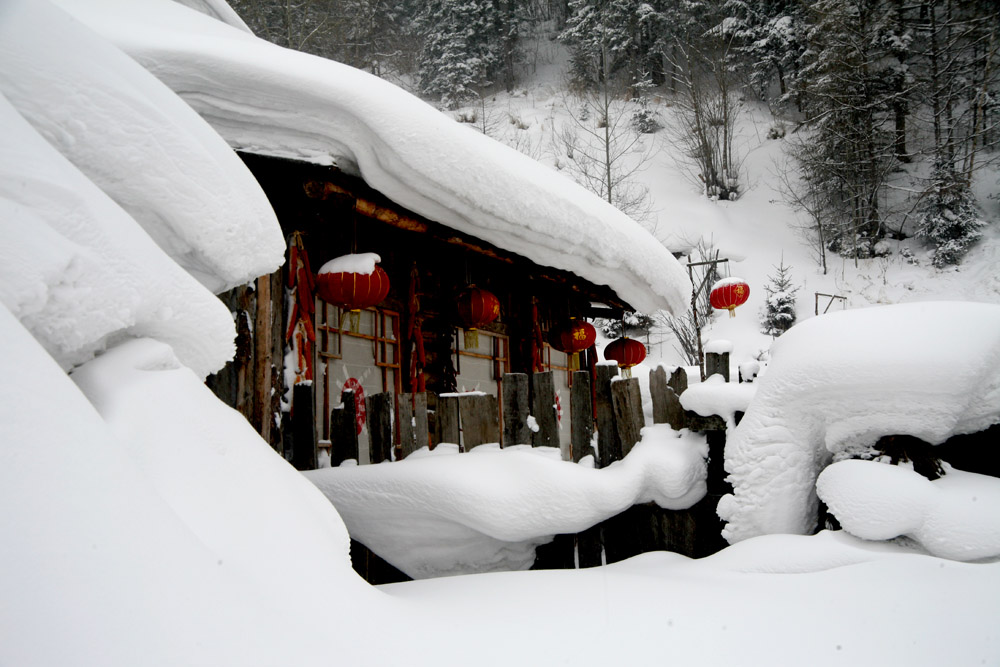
[318,252,382,276]
[720,301,1000,543]
[0,0,283,295]
[680,374,756,427]
[818,460,1000,562]
[55,0,692,315]
[0,92,236,376]
[304,425,708,579]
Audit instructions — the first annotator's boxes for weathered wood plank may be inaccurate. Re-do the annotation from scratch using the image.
[531,371,559,449]
[570,371,594,463]
[329,389,358,467]
[668,366,688,396]
[399,393,429,459]
[459,394,500,450]
[611,377,644,457]
[438,394,461,447]
[705,351,730,382]
[413,393,429,453]
[649,366,670,424]
[595,363,621,468]
[366,391,393,464]
[502,373,532,447]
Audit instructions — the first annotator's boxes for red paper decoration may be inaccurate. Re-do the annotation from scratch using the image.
[316,254,390,311]
[604,337,646,370]
[549,319,596,354]
[709,278,750,318]
[456,286,500,329]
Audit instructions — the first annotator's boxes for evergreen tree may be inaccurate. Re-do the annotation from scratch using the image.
[916,161,986,267]
[417,0,498,108]
[760,258,798,337]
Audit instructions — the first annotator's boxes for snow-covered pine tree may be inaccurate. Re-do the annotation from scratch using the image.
[916,162,986,268]
[417,0,498,109]
[760,258,798,337]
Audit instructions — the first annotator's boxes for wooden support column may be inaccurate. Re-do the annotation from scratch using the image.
[570,371,594,463]
[502,373,531,446]
[366,391,393,464]
[595,363,621,468]
[531,371,558,449]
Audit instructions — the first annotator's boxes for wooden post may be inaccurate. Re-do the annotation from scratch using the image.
[366,391,393,464]
[398,393,429,459]
[290,383,316,470]
[595,363,622,468]
[668,367,688,396]
[531,371,559,449]
[252,274,273,443]
[611,377,644,457]
[649,366,670,424]
[459,394,499,450]
[570,371,594,463]
[502,373,531,446]
[330,389,359,467]
[438,395,461,446]
[705,351,730,382]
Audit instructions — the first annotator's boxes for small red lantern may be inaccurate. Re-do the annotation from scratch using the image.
[549,318,596,354]
[709,278,750,318]
[316,253,390,311]
[456,286,500,329]
[604,337,646,376]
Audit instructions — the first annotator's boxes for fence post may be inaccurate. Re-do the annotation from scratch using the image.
[329,389,359,467]
[366,391,393,463]
[502,373,531,446]
[290,383,317,470]
[531,371,559,449]
[595,363,621,468]
[611,377,644,457]
[705,351,730,382]
[459,394,499,450]
[649,366,669,424]
[438,395,461,446]
[570,371,594,462]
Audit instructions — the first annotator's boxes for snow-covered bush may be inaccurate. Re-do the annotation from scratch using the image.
[916,164,986,268]
[760,259,798,337]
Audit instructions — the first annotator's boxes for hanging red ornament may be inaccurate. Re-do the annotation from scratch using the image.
[549,318,597,354]
[316,253,390,311]
[604,337,646,376]
[456,286,500,348]
[709,278,750,318]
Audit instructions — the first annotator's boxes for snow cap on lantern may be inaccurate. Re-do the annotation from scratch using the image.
[710,277,750,318]
[604,337,646,376]
[316,252,390,310]
[456,286,500,330]
[549,318,596,354]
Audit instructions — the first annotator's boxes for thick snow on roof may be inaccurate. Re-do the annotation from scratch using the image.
[55,0,692,315]
[719,301,1000,543]
[304,426,708,579]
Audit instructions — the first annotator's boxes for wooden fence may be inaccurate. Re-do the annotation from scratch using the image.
[332,351,743,582]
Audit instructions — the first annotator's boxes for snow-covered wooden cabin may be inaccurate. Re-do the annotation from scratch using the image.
[55,0,691,466]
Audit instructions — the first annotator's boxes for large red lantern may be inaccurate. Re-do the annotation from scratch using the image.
[316,253,390,311]
[710,278,750,318]
[549,318,596,354]
[604,337,646,377]
[456,286,500,329]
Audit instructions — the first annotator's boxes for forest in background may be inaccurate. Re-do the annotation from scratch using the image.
[231,0,999,272]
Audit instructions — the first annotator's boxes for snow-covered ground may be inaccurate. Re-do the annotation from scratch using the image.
[2,0,999,665]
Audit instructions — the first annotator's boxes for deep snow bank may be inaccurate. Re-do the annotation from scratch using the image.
[719,301,1000,543]
[304,425,707,578]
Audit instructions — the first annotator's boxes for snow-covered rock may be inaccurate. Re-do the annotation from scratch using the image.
[719,301,1000,543]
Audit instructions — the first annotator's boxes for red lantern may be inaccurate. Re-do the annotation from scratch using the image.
[316,253,390,311]
[456,287,500,329]
[604,337,646,376]
[709,278,750,318]
[549,318,596,354]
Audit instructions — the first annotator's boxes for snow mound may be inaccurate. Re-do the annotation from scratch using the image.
[56,0,693,315]
[720,302,1000,543]
[0,0,283,294]
[679,374,756,427]
[817,460,1000,561]
[0,92,236,377]
[304,424,707,578]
